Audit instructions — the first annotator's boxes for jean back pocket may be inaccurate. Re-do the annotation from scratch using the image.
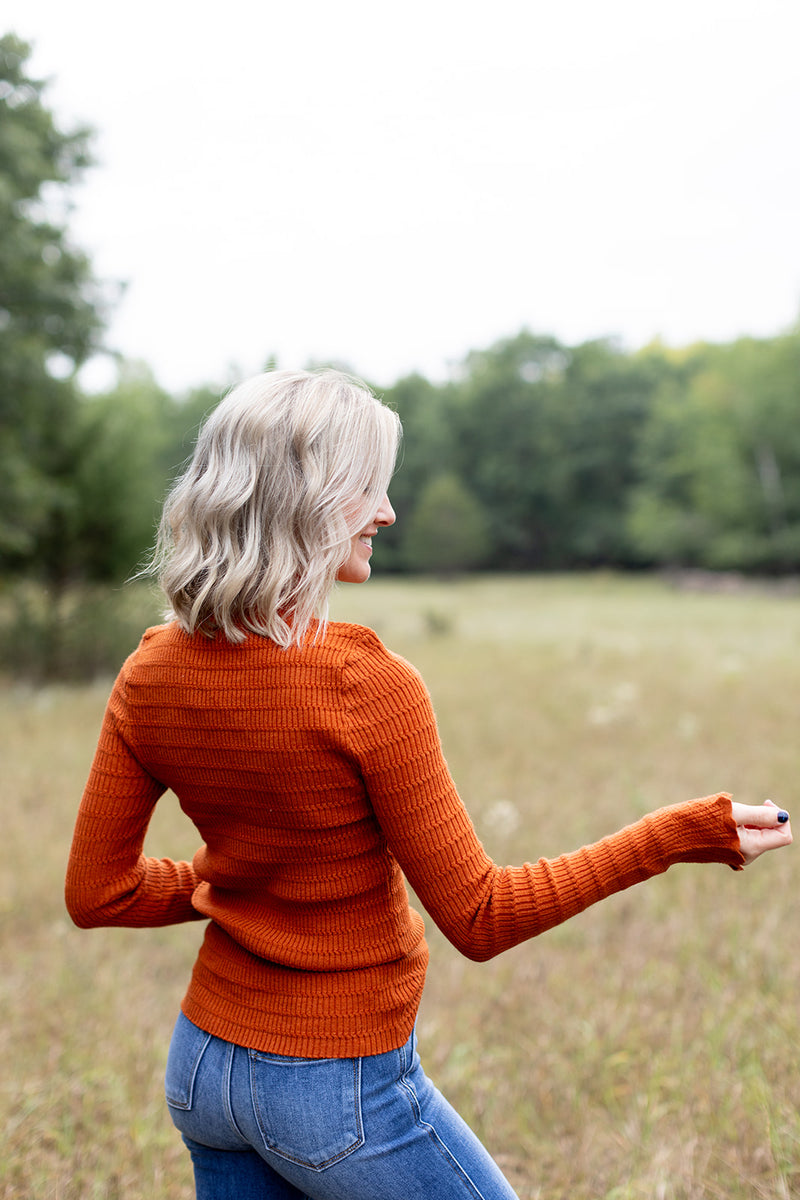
[248,1050,364,1170]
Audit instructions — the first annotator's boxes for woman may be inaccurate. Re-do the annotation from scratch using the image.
[66,368,791,1200]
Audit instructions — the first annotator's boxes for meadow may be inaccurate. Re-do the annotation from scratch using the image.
[2,573,799,1199]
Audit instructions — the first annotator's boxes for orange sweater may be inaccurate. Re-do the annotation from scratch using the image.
[66,622,743,1057]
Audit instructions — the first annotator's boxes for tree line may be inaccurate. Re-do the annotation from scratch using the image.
[2,34,799,673]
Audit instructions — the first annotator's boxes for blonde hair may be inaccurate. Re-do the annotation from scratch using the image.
[153,368,401,647]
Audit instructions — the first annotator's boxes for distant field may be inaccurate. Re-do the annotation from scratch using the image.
[3,574,799,1199]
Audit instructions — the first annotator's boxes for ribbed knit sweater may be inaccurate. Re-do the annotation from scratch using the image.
[66,621,744,1058]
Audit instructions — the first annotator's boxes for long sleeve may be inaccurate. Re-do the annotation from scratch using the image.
[65,678,205,929]
[343,637,744,962]
[63,620,746,1058]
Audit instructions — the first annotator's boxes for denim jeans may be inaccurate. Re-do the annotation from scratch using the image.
[165,1012,520,1200]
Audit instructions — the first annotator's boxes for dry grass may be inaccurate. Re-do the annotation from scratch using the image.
[3,574,799,1198]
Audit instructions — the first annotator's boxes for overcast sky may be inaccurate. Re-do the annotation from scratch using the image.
[5,0,800,393]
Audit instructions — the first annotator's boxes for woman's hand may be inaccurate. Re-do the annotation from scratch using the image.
[732,799,792,866]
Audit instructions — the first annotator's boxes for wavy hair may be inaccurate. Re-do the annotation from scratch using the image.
[152,369,401,647]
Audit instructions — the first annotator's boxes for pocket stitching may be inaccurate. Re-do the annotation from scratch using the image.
[165,1027,213,1111]
[249,1054,364,1170]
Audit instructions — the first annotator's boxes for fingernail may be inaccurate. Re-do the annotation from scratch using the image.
[778,811,789,824]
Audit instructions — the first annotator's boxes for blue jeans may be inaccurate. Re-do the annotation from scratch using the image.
[165,1012,520,1200]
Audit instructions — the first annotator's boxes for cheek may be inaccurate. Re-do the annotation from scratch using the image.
[337,537,371,584]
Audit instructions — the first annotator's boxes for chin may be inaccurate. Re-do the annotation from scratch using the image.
[338,565,371,584]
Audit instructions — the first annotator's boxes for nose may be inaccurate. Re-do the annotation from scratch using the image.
[376,493,396,527]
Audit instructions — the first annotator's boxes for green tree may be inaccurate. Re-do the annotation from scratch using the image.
[0,33,104,573]
[627,333,800,571]
[59,366,223,586]
[0,35,114,676]
[718,332,800,569]
[447,330,570,568]
[401,472,490,573]
[376,372,453,570]
[627,368,733,566]
[547,338,659,565]
[450,329,657,569]
[69,364,178,581]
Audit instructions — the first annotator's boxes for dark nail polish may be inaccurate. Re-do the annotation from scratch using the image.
[777,811,789,824]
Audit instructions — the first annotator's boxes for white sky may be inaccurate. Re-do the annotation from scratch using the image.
[5,0,800,393]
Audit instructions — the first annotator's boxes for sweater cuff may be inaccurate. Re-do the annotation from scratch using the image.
[650,792,744,872]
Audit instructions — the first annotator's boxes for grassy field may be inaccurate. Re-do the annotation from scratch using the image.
[2,573,799,1199]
